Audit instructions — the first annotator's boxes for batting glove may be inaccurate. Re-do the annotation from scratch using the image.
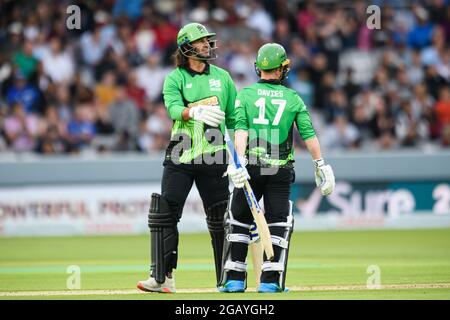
[314,158,335,196]
[188,105,225,127]
[226,156,250,189]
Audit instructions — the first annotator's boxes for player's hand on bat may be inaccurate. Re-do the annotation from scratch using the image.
[226,156,250,188]
[314,158,335,196]
[188,105,225,127]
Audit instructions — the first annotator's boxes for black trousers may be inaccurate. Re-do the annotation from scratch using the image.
[228,166,295,284]
[161,160,230,221]
[157,159,229,275]
[230,166,295,224]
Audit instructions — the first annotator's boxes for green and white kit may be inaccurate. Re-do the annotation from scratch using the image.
[163,64,236,163]
[234,81,316,168]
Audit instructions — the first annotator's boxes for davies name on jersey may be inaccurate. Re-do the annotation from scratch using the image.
[257,89,284,98]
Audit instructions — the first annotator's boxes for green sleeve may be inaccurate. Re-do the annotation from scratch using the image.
[225,73,237,130]
[162,71,185,121]
[294,95,316,140]
[233,91,248,131]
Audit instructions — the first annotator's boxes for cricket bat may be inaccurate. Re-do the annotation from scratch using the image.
[224,131,274,261]
[249,223,264,287]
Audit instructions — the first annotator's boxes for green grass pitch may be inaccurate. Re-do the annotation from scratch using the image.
[0,228,449,299]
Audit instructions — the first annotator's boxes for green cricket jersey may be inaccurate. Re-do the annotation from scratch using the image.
[163,64,236,163]
[234,79,316,168]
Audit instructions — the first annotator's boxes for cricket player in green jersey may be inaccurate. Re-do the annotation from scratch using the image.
[219,43,335,293]
[137,22,237,293]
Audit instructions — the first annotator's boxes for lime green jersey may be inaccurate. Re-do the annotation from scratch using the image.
[234,80,316,168]
[163,64,236,163]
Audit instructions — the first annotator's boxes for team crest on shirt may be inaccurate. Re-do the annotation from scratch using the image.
[209,79,222,91]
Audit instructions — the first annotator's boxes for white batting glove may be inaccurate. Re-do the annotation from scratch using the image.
[314,158,335,196]
[188,105,225,127]
[226,156,250,189]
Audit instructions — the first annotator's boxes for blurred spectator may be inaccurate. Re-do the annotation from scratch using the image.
[12,40,38,79]
[138,103,171,152]
[35,125,68,154]
[393,66,413,101]
[113,0,144,21]
[273,18,291,51]
[411,83,435,124]
[350,104,370,143]
[40,38,74,84]
[408,7,434,50]
[289,68,314,108]
[126,71,147,111]
[136,52,169,102]
[245,0,274,40]
[308,53,328,109]
[424,65,448,99]
[6,71,42,114]
[79,25,109,67]
[325,89,348,123]
[296,0,317,37]
[444,6,450,43]
[321,115,360,150]
[38,105,67,140]
[316,71,336,110]
[368,98,397,149]
[434,86,450,138]
[113,130,138,152]
[0,53,13,93]
[124,36,146,67]
[371,67,392,96]
[407,50,425,85]
[5,22,23,58]
[109,85,140,139]
[3,103,39,152]
[134,19,157,59]
[421,26,446,66]
[441,124,450,147]
[66,105,96,151]
[228,42,257,91]
[288,37,311,71]
[436,48,450,81]
[95,71,117,109]
[316,8,346,73]
[396,100,429,147]
[152,15,179,52]
[341,68,361,101]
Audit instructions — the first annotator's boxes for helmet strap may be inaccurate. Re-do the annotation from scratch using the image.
[280,65,290,81]
[254,62,261,77]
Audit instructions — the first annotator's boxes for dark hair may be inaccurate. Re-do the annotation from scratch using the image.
[173,48,188,67]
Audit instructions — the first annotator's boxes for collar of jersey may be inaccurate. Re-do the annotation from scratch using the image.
[183,63,210,76]
[258,79,282,85]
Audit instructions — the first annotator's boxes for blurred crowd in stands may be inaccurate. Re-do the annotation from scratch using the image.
[0,0,449,155]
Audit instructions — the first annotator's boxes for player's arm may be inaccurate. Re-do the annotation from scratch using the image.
[233,95,249,157]
[163,74,224,126]
[295,97,335,196]
[224,72,237,130]
[163,74,187,121]
[235,129,248,157]
[304,136,321,160]
[226,95,250,188]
